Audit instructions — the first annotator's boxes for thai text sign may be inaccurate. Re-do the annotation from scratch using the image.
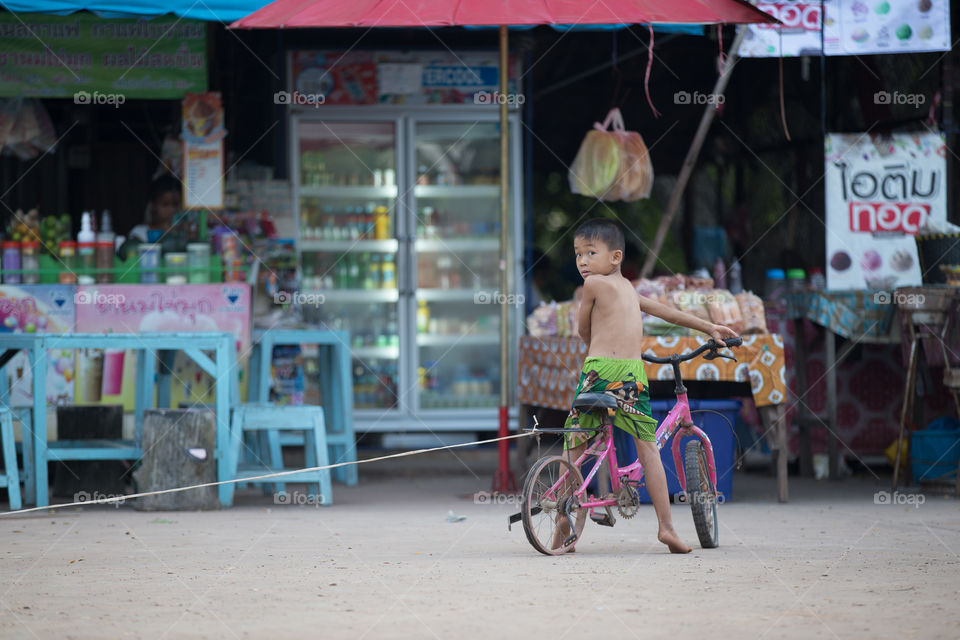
[0,14,207,98]
[825,132,946,291]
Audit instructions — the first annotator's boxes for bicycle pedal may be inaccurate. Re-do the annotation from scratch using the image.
[590,511,616,527]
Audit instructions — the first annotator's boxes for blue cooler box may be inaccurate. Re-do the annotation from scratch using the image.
[910,429,960,484]
[612,399,739,502]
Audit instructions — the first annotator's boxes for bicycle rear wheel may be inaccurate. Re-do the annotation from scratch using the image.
[684,439,719,549]
[521,455,587,556]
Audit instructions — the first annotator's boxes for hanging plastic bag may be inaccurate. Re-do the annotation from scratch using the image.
[568,115,621,198]
[569,108,653,201]
[611,129,654,201]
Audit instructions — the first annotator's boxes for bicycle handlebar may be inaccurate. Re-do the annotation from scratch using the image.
[641,336,742,365]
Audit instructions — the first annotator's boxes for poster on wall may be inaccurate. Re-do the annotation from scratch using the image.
[824,132,946,291]
[739,0,950,57]
[0,285,75,406]
[73,284,251,409]
[0,14,207,98]
[290,50,522,106]
[182,92,225,209]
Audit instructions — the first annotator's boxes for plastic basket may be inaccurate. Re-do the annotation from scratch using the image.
[910,429,960,484]
[916,233,960,284]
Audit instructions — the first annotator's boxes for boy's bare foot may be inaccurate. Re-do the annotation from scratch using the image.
[658,526,692,554]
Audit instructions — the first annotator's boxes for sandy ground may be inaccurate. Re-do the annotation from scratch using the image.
[1,451,959,640]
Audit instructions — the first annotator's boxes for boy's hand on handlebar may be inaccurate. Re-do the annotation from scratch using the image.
[708,324,740,347]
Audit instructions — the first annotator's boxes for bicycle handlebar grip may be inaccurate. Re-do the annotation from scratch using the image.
[723,336,743,348]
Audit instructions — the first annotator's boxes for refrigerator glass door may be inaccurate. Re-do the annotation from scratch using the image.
[296,119,401,411]
[413,121,503,410]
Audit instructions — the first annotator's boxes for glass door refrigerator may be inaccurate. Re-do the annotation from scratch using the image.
[292,109,523,434]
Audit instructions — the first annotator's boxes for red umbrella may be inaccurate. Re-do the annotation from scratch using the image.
[232,0,774,28]
[231,1,775,493]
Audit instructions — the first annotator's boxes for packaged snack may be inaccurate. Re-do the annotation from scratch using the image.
[705,289,743,334]
[736,292,768,334]
[671,289,712,324]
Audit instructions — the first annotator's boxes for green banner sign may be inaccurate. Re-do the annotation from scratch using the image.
[0,13,207,99]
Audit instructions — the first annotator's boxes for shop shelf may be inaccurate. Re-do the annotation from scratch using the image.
[299,186,398,198]
[414,238,499,252]
[19,253,250,285]
[309,289,399,303]
[299,239,399,253]
[416,334,499,347]
[415,289,486,302]
[351,346,400,360]
[414,185,500,199]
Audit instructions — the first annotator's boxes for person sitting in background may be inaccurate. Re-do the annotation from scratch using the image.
[120,174,182,259]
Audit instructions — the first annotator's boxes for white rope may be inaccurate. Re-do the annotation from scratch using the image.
[0,431,540,517]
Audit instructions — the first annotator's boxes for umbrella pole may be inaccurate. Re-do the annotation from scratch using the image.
[494,24,517,493]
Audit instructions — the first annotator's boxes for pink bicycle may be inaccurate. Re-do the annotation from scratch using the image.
[511,337,742,555]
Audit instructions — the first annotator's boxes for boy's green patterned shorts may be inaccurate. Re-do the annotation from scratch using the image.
[563,356,659,449]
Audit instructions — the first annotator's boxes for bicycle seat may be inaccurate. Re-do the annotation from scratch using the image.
[572,393,618,411]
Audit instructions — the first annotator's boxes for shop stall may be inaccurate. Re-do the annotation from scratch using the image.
[521,276,790,501]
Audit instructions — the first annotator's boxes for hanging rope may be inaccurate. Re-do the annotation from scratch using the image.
[779,28,792,141]
[645,24,660,117]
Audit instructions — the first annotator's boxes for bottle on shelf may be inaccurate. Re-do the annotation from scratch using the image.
[20,241,39,284]
[417,300,430,334]
[729,258,743,294]
[712,257,727,290]
[809,267,826,291]
[348,254,361,289]
[58,241,77,284]
[77,212,96,285]
[367,253,381,289]
[374,206,390,240]
[380,255,396,290]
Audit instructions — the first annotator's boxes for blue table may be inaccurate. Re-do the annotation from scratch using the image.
[248,328,357,485]
[0,332,238,507]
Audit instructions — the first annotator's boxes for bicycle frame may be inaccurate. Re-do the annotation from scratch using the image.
[560,391,718,510]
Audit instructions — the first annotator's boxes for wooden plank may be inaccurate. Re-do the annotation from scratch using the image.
[792,318,813,477]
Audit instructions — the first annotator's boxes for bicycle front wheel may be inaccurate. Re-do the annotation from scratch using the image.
[521,455,587,556]
[684,439,719,549]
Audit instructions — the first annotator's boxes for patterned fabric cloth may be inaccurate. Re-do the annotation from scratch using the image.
[518,335,788,410]
[563,356,659,449]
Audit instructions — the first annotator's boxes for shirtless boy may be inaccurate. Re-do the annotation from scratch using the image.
[561,218,738,554]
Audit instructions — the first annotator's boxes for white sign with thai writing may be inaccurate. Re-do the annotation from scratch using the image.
[824,132,946,291]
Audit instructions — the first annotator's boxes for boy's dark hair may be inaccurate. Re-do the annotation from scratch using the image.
[574,218,625,253]
[149,173,182,202]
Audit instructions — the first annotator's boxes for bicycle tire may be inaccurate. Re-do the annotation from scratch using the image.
[684,439,719,549]
[521,455,588,556]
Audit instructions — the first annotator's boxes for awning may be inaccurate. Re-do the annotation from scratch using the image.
[232,0,775,29]
[0,0,271,21]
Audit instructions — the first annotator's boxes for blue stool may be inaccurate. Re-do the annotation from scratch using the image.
[0,407,21,511]
[222,404,332,508]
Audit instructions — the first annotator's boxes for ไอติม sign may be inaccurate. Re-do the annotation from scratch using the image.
[824,132,946,291]
[0,14,207,99]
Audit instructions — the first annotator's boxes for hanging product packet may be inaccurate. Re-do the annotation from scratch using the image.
[568,108,654,201]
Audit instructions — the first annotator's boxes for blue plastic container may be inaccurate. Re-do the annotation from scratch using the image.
[613,399,740,502]
[910,429,960,484]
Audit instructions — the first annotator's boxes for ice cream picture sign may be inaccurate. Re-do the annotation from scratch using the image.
[825,132,946,290]
[740,0,950,58]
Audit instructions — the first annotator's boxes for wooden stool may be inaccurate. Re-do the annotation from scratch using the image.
[222,404,332,508]
[0,407,21,511]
